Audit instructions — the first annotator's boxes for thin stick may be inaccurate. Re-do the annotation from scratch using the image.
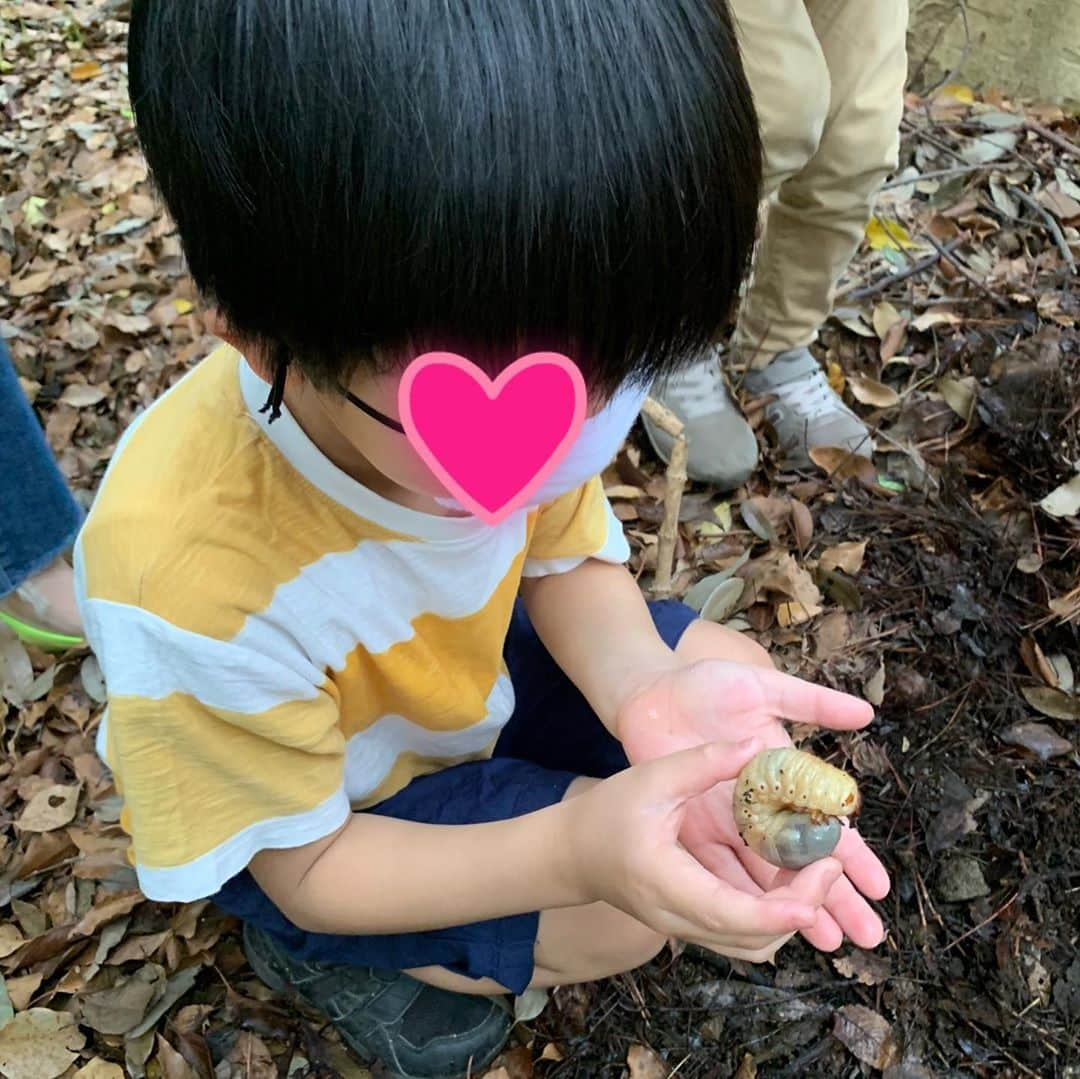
[836,237,963,301]
[943,892,1018,952]
[1025,119,1080,160]
[642,397,687,597]
[1013,187,1077,272]
[921,232,1013,309]
[878,163,990,191]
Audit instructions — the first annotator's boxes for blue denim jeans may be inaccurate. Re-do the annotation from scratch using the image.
[0,337,84,599]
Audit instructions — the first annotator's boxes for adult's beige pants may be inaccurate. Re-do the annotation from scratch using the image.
[729,0,909,365]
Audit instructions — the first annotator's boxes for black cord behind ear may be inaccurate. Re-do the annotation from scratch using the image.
[259,344,289,423]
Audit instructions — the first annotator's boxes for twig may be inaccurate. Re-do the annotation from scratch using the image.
[1013,187,1077,272]
[836,237,964,301]
[641,397,686,597]
[1025,119,1080,161]
[943,891,1018,952]
[878,163,991,191]
[921,231,1013,309]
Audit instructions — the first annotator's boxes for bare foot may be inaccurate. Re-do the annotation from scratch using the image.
[2,558,83,637]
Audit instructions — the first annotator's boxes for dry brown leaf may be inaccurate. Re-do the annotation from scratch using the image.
[871,301,903,339]
[81,966,165,1035]
[1019,638,1058,686]
[74,1060,125,1079]
[1021,686,1080,722]
[4,974,43,1013]
[73,890,145,936]
[0,1009,86,1079]
[808,446,877,487]
[539,1043,564,1062]
[820,540,868,575]
[849,374,900,409]
[16,783,81,833]
[0,632,34,706]
[790,499,813,550]
[833,1004,899,1070]
[864,660,886,707]
[626,1044,669,1079]
[832,951,892,986]
[1001,722,1074,760]
[0,924,25,959]
[59,382,108,408]
[937,376,977,423]
[733,1054,757,1079]
[484,1045,533,1079]
[7,269,54,298]
[814,610,850,660]
[70,60,103,80]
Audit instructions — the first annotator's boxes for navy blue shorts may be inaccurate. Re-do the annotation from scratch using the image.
[211,599,697,994]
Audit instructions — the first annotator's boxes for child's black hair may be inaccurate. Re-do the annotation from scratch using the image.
[128,0,761,398]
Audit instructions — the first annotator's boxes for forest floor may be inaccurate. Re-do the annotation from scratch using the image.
[1,4,1078,1078]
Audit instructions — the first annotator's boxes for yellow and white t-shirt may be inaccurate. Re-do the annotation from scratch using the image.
[75,346,631,902]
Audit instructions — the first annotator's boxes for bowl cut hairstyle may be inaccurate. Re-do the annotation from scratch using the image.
[128,0,762,395]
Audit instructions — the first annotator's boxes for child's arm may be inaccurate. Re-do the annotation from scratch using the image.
[248,738,829,949]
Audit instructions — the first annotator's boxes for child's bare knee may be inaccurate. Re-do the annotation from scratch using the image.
[676,619,774,670]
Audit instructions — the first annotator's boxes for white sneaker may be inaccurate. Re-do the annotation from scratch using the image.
[643,348,760,490]
[743,347,872,468]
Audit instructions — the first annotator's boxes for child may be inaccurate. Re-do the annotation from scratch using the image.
[77,2,890,1076]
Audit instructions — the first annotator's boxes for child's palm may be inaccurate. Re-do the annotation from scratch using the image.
[617,660,890,950]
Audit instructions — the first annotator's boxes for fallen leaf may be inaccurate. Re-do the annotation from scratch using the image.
[0,632,34,706]
[1001,722,1074,760]
[734,1054,757,1079]
[0,977,12,1030]
[0,925,25,960]
[0,1009,86,1079]
[699,579,746,624]
[937,376,977,423]
[832,951,892,986]
[484,1045,532,1079]
[3,974,42,1013]
[539,1043,564,1062]
[17,784,81,833]
[866,217,920,252]
[740,498,780,544]
[872,301,904,339]
[7,270,54,298]
[849,374,900,409]
[808,446,877,487]
[1049,654,1075,695]
[959,130,1018,165]
[1022,686,1080,722]
[74,1060,125,1079]
[833,1004,899,1070]
[73,891,144,936]
[790,499,813,550]
[70,60,102,81]
[59,383,108,408]
[81,966,165,1035]
[1038,473,1080,518]
[827,359,846,395]
[126,966,200,1039]
[1020,638,1058,686]
[627,1044,668,1079]
[814,610,850,660]
[935,83,974,105]
[911,308,962,332]
[863,660,886,706]
[820,540,868,575]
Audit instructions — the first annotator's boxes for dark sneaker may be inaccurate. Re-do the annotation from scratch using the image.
[243,924,513,1079]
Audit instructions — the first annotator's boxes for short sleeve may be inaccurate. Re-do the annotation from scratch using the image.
[77,552,349,903]
[522,477,630,578]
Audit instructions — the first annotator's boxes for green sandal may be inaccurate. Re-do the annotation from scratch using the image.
[0,607,84,652]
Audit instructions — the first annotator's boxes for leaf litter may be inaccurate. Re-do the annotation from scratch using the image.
[2,8,1079,1078]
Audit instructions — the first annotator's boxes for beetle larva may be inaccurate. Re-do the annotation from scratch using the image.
[733,748,860,869]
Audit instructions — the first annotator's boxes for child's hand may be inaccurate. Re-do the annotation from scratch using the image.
[615,660,890,951]
[566,738,843,962]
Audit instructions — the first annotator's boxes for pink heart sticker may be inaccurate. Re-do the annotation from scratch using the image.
[399,352,587,525]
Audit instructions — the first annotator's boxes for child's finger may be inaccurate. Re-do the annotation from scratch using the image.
[654,845,820,941]
[747,666,875,730]
[646,738,764,805]
[833,825,892,901]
